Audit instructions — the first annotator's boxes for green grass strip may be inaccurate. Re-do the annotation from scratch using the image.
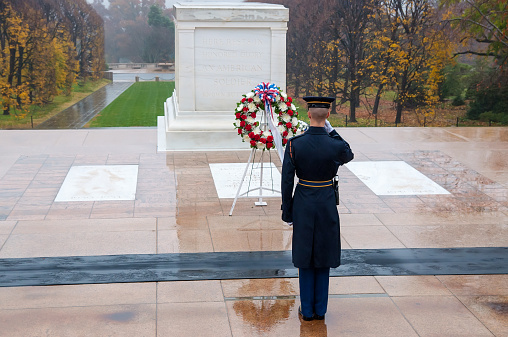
[89,81,175,127]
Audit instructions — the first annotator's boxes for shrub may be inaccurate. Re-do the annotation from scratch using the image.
[451,95,465,106]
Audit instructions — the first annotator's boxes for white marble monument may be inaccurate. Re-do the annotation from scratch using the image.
[158,2,289,151]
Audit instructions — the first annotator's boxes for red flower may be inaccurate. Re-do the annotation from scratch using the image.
[243,107,248,112]
[248,98,253,103]
[245,124,252,131]
[260,138,266,144]
[288,97,293,103]
[254,134,261,141]
[283,131,288,137]
[238,129,242,134]
[280,96,285,102]
[282,139,288,145]
[241,115,247,120]
[286,102,291,107]
[267,136,274,142]
[251,112,256,118]
[250,140,257,147]
[266,143,273,149]
[286,122,292,128]
[288,110,294,116]
[242,98,246,103]
[240,121,246,127]
[248,132,255,138]
[278,122,283,126]
[293,128,297,133]
[235,112,241,119]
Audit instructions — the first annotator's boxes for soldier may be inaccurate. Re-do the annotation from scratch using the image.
[281,96,354,321]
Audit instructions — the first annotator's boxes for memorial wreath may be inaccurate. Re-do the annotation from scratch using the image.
[234,83,306,150]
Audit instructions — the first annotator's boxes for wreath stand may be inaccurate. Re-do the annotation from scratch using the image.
[229,107,281,216]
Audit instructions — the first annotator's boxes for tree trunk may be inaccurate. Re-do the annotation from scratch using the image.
[372,86,383,115]
[395,71,408,124]
[16,46,24,108]
[329,46,338,114]
[3,46,17,115]
[395,102,403,124]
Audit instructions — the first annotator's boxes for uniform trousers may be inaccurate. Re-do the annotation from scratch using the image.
[299,267,330,317]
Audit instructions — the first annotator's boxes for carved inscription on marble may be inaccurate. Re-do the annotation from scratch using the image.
[195,28,271,111]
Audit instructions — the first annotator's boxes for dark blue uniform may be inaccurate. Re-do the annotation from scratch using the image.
[281,126,354,319]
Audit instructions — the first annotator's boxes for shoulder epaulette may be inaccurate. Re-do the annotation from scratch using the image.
[290,133,306,140]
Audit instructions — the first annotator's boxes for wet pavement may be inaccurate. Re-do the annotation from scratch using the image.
[0,127,507,336]
[36,82,133,129]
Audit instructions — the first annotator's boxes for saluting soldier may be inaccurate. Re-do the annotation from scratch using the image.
[281,96,354,321]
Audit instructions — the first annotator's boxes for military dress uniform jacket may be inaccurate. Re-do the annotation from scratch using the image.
[281,126,354,269]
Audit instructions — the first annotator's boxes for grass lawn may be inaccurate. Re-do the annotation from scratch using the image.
[88,82,175,127]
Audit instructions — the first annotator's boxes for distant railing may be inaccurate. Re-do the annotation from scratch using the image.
[108,63,175,71]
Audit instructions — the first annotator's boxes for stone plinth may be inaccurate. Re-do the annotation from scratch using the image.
[158,2,288,151]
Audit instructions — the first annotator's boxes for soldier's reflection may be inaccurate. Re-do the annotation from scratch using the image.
[232,278,295,333]
[300,320,328,336]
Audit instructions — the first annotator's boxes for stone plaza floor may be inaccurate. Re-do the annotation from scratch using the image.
[0,127,507,336]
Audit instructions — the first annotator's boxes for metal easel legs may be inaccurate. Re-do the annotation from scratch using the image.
[229,148,280,216]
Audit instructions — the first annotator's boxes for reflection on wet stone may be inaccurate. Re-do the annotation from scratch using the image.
[233,299,295,333]
[102,311,136,322]
[232,279,296,333]
[36,82,132,129]
[300,320,328,337]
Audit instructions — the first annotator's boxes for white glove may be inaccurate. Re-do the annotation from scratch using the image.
[324,120,334,133]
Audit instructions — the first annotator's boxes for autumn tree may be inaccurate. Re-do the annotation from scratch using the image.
[0,0,104,116]
[96,0,171,63]
[441,0,508,123]
[324,0,378,121]
[145,5,175,62]
[380,0,452,124]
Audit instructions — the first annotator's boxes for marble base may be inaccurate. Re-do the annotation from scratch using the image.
[346,161,450,196]
[209,163,281,199]
[55,165,139,202]
[157,94,249,151]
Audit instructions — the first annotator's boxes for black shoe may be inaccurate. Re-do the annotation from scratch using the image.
[298,307,313,321]
[313,313,325,320]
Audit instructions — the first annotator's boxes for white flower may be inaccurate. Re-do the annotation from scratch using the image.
[248,102,256,111]
[291,104,296,110]
[277,125,285,133]
[264,131,272,137]
[237,104,243,112]
[282,114,291,122]
[292,117,298,125]
[234,121,240,128]
[288,130,294,138]
[254,96,261,103]
[278,102,288,111]
[253,127,262,135]
[246,116,255,124]
[246,92,254,98]
[281,92,288,99]
[256,142,266,150]
[243,134,250,142]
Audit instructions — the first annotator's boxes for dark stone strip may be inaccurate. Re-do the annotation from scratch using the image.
[0,247,506,288]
